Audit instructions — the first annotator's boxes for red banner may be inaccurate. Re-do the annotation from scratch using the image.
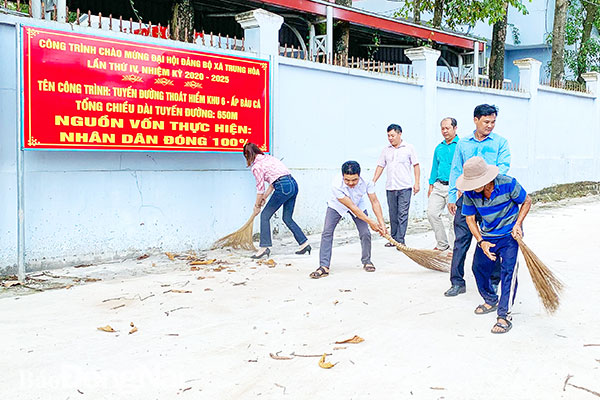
[22,26,270,152]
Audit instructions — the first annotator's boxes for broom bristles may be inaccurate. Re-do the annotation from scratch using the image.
[212,214,257,251]
[516,237,563,314]
[383,234,450,272]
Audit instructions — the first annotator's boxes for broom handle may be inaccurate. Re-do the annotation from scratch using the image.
[382,233,409,251]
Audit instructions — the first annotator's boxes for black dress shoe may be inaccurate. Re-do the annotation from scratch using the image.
[444,285,466,297]
[250,248,270,259]
[295,244,311,255]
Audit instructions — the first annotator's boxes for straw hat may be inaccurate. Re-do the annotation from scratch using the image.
[456,156,499,191]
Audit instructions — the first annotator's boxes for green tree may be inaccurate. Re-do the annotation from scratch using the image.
[334,0,352,60]
[395,0,528,81]
[550,0,569,82]
[170,0,194,42]
[564,0,600,82]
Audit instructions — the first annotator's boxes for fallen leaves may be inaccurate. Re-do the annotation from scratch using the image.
[318,353,336,369]
[129,322,138,335]
[335,335,364,344]
[256,259,277,268]
[270,352,293,360]
[137,254,149,260]
[165,252,176,261]
[97,325,115,333]
[189,259,216,265]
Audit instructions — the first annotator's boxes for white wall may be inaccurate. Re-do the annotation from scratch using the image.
[1,14,599,274]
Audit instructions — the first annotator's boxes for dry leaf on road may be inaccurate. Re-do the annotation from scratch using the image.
[335,335,364,344]
[165,252,176,261]
[2,280,21,288]
[190,259,216,265]
[97,325,116,332]
[170,289,192,294]
[318,353,336,369]
[270,352,293,360]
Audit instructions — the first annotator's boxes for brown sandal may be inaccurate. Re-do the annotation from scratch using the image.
[363,263,376,272]
[310,266,329,279]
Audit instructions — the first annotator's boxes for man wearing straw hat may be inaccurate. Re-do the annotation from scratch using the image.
[456,156,531,334]
[444,104,510,297]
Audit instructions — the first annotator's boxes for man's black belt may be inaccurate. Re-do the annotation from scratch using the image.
[436,180,449,185]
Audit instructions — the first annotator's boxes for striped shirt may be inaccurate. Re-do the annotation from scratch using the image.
[250,154,291,194]
[462,174,527,238]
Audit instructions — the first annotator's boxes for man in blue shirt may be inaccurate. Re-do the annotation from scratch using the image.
[444,104,511,297]
[427,117,459,251]
[456,156,531,334]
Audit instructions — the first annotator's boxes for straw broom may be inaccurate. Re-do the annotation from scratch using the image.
[383,233,450,272]
[212,213,257,251]
[515,237,563,313]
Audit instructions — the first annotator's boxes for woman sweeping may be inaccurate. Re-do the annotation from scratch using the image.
[243,143,311,259]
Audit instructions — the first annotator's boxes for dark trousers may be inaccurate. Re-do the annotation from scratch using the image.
[473,235,519,319]
[319,207,371,267]
[260,175,308,248]
[450,196,501,287]
[386,189,411,244]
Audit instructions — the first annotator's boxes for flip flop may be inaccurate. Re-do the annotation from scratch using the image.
[363,263,376,272]
[474,303,498,315]
[491,318,512,334]
[310,266,329,279]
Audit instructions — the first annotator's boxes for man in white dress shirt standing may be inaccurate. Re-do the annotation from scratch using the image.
[373,124,420,246]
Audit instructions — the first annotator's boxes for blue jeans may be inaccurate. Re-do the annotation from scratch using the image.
[260,175,308,248]
[472,235,519,319]
[450,196,501,288]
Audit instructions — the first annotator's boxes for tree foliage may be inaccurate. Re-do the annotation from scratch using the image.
[564,0,600,80]
[395,0,528,81]
[394,0,527,30]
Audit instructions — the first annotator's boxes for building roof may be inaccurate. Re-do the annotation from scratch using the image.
[252,0,484,50]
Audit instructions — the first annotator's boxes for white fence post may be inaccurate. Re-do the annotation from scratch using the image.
[514,58,542,188]
[236,8,284,57]
[514,58,541,93]
[236,9,284,235]
[582,72,600,179]
[405,46,440,213]
[582,72,600,96]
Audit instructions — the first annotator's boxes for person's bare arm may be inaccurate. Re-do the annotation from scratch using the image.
[367,193,388,235]
[466,214,496,261]
[253,185,274,215]
[337,196,385,235]
[372,166,385,184]
[512,195,532,239]
[413,164,421,194]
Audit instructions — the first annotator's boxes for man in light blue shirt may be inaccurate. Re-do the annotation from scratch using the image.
[443,104,511,297]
